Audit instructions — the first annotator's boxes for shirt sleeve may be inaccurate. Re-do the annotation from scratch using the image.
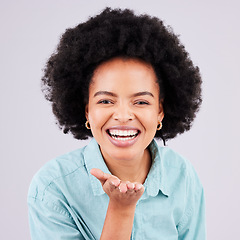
[28,196,85,240]
[177,164,207,240]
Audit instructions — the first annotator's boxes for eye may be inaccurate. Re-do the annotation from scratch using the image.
[97,99,113,104]
[135,101,150,105]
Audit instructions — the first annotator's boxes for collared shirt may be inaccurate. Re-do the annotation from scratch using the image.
[28,138,206,240]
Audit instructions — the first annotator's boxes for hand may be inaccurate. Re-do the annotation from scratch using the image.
[90,168,144,208]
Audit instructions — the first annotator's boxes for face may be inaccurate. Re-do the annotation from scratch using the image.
[85,57,164,164]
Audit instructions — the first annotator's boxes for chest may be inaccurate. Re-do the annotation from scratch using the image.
[131,194,184,240]
[70,192,184,240]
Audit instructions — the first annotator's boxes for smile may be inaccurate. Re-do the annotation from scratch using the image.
[108,129,139,140]
[106,127,140,147]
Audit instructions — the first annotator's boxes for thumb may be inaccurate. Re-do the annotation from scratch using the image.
[90,168,110,185]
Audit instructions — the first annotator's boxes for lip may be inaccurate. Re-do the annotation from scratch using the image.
[107,125,140,131]
[105,125,141,148]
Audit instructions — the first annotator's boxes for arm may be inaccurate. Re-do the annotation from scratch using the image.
[177,188,206,239]
[28,197,85,240]
[90,168,144,240]
[177,165,207,240]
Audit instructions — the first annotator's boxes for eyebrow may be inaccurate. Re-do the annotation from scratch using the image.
[93,91,154,98]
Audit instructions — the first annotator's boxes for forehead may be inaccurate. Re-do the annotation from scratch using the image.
[90,57,159,93]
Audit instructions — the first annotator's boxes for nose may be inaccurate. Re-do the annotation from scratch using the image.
[112,103,134,122]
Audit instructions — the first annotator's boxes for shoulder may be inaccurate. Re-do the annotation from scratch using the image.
[154,142,203,193]
[160,147,192,171]
[163,146,201,179]
[28,145,87,201]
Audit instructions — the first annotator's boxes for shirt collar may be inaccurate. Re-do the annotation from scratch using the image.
[143,139,170,198]
[84,138,110,196]
[84,138,170,197]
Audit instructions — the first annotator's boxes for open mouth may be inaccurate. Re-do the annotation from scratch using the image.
[107,129,140,141]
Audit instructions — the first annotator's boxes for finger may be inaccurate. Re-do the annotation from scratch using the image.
[90,168,110,185]
[102,176,121,194]
[109,177,121,187]
[118,182,128,193]
[126,182,135,190]
[134,182,144,191]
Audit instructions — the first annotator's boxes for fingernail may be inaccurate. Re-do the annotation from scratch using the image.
[111,181,117,186]
[136,185,142,190]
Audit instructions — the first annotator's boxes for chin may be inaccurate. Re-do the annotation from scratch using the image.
[109,149,140,161]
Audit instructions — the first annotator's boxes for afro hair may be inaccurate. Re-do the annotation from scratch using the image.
[41,7,202,143]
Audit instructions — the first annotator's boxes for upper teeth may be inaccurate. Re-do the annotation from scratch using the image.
[109,129,138,136]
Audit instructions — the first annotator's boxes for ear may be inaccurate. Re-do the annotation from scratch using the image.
[158,100,164,122]
[85,104,89,120]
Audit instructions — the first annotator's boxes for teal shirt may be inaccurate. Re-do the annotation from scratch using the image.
[28,138,206,239]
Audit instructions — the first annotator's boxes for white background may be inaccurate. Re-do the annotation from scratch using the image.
[0,0,239,239]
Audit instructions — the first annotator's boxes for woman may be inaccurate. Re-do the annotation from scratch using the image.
[28,8,206,239]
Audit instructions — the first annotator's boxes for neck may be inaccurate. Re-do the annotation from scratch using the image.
[103,148,152,184]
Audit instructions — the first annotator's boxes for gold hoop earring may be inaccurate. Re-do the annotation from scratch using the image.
[157,121,162,130]
[85,120,91,129]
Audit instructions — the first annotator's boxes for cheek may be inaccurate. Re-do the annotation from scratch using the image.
[88,108,111,128]
[137,108,159,122]
[145,114,159,132]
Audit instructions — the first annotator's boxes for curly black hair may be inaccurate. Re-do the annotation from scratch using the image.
[42,7,202,143]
